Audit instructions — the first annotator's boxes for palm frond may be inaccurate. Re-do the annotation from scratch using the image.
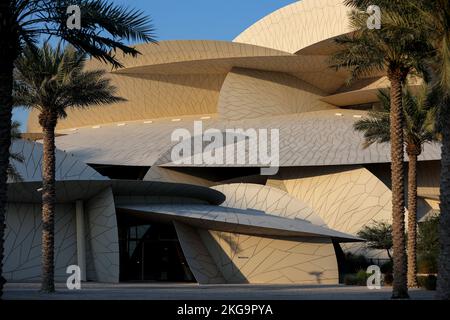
[331,0,433,84]
[434,36,450,96]
[14,43,125,121]
[354,113,391,148]
[354,86,438,151]
[13,0,157,68]
[59,69,126,110]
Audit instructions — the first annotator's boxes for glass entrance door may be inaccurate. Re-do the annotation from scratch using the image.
[140,240,189,281]
[118,219,195,282]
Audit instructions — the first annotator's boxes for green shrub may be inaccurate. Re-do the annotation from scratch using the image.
[344,270,370,286]
[417,275,437,290]
[418,253,438,274]
[356,269,369,284]
[417,214,439,274]
[344,274,358,285]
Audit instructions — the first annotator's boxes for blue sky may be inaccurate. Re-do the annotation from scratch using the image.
[114,0,297,41]
[13,0,297,129]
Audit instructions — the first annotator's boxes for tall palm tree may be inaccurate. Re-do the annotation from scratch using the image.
[331,0,431,298]
[415,0,450,300]
[0,0,155,297]
[14,43,125,293]
[0,120,23,289]
[354,88,438,288]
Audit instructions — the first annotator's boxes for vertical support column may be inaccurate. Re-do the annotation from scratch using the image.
[76,200,86,281]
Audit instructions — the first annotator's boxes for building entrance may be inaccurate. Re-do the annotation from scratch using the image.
[118,215,195,282]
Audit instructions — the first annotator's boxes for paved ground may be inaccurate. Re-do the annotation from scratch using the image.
[2,282,436,300]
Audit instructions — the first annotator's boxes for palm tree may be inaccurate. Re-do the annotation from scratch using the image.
[14,43,125,293]
[0,0,155,296]
[331,0,431,298]
[0,120,23,289]
[414,0,450,300]
[354,88,438,288]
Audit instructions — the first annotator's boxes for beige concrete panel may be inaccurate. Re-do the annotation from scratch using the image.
[53,115,212,167]
[3,203,77,282]
[28,73,225,132]
[321,77,391,106]
[321,89,380,107]
[85,187,119,283]
[268,166,395,258]
[217,174,269,187]
[365,161,439,221]
[423,199,440,211]
[115,195,209,206]
[110,180,225,205]
[160,111,441,168]
[116,55,350,95]
[7,179,223,206]
[24,40,298,131]
[53,110,441,167]
[265,178,288,192]
[118,204,358,240]
[115,55,313,75]
[6,180,111,205]
[212,183,326,227]
[290,70,349,95]
[298,37,346,56]
[234,0,351,54]
[321,76,424,107]
[199,229,338,284]
[417,160,440,200]
[173,222,225,284]
[27,62,350,132]
[217,68,333,120]
[418,199,440,222]
[87,40,292,72]
[9,139,106,182]
[144,166,213,187]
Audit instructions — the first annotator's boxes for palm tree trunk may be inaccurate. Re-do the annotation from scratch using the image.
[0,62,14,300]
[0,2,19,299]
[407,148,419,288]
[40,112,58,293]
[388,70,409,299]
[437,104,450,300]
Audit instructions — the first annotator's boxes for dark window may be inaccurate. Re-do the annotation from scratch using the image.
[89,164,150,180]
